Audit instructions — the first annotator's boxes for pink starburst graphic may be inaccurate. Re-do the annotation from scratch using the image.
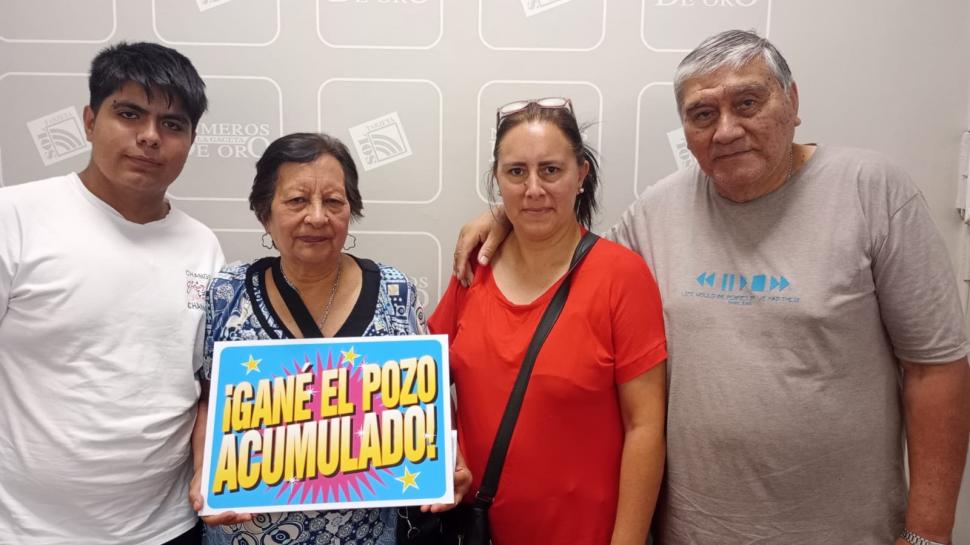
[269,350,392,505]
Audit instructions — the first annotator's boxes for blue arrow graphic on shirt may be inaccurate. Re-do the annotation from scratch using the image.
[738,275,747,290]
[751,275,766,292]
[696,272,716,287]
[769,276,790,291]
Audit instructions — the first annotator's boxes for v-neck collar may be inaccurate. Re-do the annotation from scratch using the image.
[244,256,380,339]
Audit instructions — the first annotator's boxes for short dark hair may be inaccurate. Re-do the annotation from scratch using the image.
[89,42,208,129]
[250,132,364,225]
[490,103,600,228]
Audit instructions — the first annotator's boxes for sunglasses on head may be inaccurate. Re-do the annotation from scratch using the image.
[495,97,574,127]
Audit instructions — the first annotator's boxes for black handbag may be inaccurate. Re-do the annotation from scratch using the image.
[398,232,599,545]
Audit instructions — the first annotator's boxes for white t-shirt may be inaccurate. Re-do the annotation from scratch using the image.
[0,173,224,544]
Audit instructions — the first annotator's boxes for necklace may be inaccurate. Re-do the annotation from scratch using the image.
[280,259,342,334]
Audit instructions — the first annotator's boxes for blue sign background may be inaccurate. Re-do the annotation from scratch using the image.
[201,335,452,514]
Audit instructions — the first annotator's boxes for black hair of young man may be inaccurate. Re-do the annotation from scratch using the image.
[89,42,208,129]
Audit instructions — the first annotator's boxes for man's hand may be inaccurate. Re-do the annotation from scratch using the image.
[453,208,511,287]
[188,469,254,526]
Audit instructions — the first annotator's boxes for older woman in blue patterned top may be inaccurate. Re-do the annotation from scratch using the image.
[188,132,470,545]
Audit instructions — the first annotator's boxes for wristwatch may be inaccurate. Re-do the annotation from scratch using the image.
[900,529,950,545]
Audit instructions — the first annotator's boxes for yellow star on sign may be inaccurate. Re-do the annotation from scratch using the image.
[395,466,421,492]
[341,346,360,367]
[241,355,262,374]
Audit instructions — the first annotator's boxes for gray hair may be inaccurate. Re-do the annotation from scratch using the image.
[674,29,793,113]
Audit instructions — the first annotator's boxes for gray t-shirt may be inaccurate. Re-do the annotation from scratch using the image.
[608,145,967,545]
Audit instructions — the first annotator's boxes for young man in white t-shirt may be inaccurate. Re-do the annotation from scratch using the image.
[0,42,224,545]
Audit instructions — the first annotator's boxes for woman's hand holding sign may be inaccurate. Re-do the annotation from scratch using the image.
[421,448,472,513]
[190,468,253,526]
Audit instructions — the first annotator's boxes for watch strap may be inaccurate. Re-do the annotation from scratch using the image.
[900,529,950,545]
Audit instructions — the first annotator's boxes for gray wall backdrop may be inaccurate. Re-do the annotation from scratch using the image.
[2,0,969,540]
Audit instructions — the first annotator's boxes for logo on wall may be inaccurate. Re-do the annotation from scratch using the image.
[349,112,413,171]
[190,122,272,160]
[652,0,759,6]
[27,107,90,167]
[520,0,575,16]
[641,0,769,52]
[666,128,696,170]
[195,0,233,12]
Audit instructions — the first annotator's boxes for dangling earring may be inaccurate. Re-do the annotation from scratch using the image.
[343,233,358,251]
[261,232,277,250]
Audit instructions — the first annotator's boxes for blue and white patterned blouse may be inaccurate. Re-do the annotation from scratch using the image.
[201,256,427,545]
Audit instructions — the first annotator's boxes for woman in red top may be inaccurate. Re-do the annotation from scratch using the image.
[429,98,667,545]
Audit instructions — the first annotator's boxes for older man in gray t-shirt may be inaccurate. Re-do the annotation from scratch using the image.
[610,144,966,544]
[455,30,970,545]
[610,32,970,545]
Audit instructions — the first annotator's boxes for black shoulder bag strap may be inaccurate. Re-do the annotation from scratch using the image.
[473,230,599,508]
[271,258,324,338]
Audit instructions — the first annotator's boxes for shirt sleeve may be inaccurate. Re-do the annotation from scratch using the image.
[871,189,968,364]
[199,279,219,381]
[608,250,668,383]
[604,187,665,281]
[193,236,224,379]
[0,195,23,322]
[428,276,465,343]
[605,199,645,254]
[406,278,429,335]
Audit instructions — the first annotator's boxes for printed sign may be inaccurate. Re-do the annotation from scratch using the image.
[200,335,454,514]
